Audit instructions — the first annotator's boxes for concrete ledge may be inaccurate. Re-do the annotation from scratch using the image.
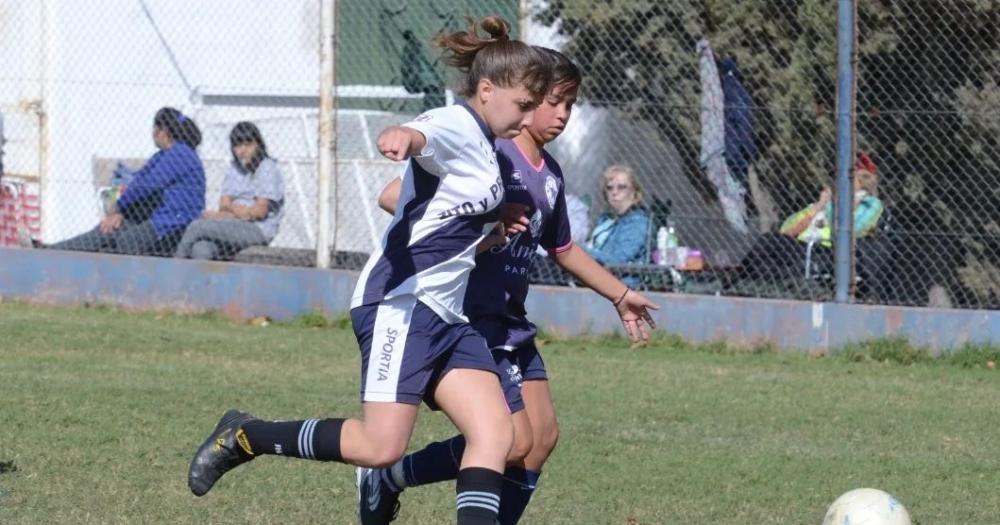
[0,247,357,320]
[1,247,997,353]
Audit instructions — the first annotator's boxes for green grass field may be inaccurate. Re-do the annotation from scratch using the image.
[1,302,999,524]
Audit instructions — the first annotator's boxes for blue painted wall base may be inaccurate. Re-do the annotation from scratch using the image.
[1,248,997,353]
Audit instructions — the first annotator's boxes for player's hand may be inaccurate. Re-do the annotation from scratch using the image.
[816,187,833,207]
[99,213,123,234]
[501,202,530,236]
[377,127,414,162]
[476,232,509,254]
[202,210,232,220]
[614,289,659,343]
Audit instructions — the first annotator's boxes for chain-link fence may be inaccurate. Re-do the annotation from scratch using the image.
[1,1,997,310]
[531,0,999,310]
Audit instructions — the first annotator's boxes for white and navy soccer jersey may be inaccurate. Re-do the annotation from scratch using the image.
[351,102,505,324]
[350,103,505,405]
[464,139,574,353]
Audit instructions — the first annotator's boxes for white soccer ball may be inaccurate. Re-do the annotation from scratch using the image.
[821,488,912,525]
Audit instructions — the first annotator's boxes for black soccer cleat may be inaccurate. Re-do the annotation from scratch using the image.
[188,409,257,496]
[357,467,401,524]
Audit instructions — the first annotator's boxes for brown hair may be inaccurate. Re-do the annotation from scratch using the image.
[534,46,582,92]
[433,16,551,100]
[601,164,645,207]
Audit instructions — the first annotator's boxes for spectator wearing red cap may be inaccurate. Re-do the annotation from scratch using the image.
[780,152,882,244]
[734,153,884,284]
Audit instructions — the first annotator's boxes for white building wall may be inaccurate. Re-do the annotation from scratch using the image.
[2,0,320,241]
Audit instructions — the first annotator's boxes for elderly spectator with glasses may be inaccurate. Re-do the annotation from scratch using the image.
[583,164,651,265]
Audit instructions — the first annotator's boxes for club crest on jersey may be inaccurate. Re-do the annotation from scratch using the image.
[529,208,543,238]
[511,171,523,184]
[545,176,559,209]
[480,140,496,166]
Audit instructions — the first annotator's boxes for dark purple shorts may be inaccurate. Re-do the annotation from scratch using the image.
[473,316,548,413]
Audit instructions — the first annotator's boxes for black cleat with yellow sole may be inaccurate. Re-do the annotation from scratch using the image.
[188,409,257,496]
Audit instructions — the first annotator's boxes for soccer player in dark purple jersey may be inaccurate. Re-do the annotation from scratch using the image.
[361,47,659,525]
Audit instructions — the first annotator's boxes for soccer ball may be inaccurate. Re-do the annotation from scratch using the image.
[821,488,912,525]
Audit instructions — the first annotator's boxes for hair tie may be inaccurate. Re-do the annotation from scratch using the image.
[177,113,187,123]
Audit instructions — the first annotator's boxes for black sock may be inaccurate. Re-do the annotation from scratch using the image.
[497,467,541,525]
[456,467,503,525]
[399,435,465,488]
[242,418,344,462]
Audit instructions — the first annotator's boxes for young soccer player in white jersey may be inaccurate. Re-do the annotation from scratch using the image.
[361,48,659,524]
[186,17,552,525]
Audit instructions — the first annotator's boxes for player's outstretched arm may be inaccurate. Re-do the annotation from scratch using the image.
[553,244,659,342]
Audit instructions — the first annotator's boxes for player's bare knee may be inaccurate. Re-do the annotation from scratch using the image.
[507,427,534,463]
[537,420,560,456]
[357,432,408,468]
[365,445,406,468]
[466,415,514,457]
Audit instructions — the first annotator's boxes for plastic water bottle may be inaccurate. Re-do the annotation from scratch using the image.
[665,220,679,266]
[655,226,668,266]
[666,220,679,247]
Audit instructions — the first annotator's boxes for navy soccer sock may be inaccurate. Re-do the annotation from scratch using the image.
[497,467,541,525]
[387,434,466,491]
[456,466,503,524]
[242,418,344,461]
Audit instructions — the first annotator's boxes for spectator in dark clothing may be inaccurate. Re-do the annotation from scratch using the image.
[36,107,205,256]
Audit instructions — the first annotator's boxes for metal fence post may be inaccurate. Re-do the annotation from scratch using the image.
[316,0,336,269]
[834,0,857,303]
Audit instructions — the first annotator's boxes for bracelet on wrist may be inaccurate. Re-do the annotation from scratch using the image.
[613,287,630,307]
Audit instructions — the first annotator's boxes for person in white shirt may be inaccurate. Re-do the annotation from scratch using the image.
[188,15,551,525]
[174,122,284,260]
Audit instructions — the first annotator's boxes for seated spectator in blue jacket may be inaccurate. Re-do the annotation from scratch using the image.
[42,107,205,255]
[175,122,284,260]
[584,164,650,265]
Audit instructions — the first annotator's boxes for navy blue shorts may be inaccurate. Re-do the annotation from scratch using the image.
[474,316,548,413]
[351,295,499,407]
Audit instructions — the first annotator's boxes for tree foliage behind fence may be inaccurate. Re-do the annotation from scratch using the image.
[536,0,999,309]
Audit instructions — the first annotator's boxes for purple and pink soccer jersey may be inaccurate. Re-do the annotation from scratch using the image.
[465,139,574,410]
